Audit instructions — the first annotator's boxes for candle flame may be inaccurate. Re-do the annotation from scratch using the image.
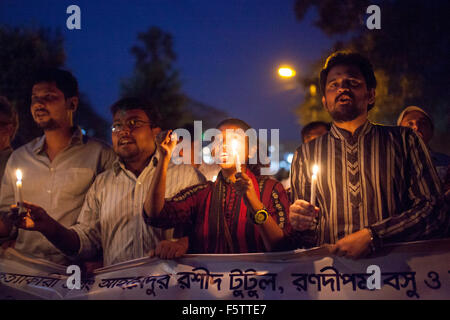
[312,164,319,175]
[231,139,239,155]
[15,169,22,181]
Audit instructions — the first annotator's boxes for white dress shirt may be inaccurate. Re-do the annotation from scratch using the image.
[71,151,206,266]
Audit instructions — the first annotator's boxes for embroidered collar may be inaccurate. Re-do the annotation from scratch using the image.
[330,120,373,142]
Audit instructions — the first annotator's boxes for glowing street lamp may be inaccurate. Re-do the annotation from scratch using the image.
[278,66,296,78]
[309,84,317,96]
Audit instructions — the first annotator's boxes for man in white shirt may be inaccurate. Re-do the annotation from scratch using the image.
[0,69,115,265]
[15,97,205,266]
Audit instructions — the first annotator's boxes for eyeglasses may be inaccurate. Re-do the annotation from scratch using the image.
[111,119,151,133]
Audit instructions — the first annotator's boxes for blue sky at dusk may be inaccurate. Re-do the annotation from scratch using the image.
[0,0,337,143]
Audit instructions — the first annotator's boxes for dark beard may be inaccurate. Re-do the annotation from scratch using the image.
[327,93,364,122]
[37,119,60,131]
[329,104,363,122]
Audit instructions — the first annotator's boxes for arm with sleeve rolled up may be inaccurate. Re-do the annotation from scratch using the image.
[143,131,175,221]
[143,131,200,228]
[369,132,445,246]
[15,201,81,256]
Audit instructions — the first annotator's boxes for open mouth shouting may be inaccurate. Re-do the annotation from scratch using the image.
[336,94,353,105]
[34,108,50,118]
[118,138,136,146]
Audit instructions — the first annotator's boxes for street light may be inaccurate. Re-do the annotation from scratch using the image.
[309,84,317,96]
[278,66,296,78]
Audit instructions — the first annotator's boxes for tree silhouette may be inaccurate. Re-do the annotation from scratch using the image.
[0,26,65,146]
[293,0,450,153]
[0,26,111,146]
[121,26,188,130]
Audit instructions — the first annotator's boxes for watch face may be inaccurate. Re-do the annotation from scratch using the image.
[254,210,268,224]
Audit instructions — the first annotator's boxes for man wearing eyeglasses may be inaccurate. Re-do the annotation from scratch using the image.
[0,68,116,264]
[14,97,206,266]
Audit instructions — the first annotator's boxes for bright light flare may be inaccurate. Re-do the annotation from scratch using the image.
[15,169,22,182]
[312,164,319,175]
[231,139,239,154]
[278,67,296,78]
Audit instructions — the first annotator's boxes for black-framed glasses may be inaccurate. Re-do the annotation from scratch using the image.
[111,119,151,133]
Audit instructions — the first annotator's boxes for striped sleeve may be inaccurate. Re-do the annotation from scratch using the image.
[370,129,445,242]
[289,144,319,248]
[290,145,309,201]
[70,176,103,260]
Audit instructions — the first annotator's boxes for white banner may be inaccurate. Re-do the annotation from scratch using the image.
[0,239,449,300]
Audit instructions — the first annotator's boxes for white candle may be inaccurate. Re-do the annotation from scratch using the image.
[231,139,241,173]
[15,169,24,211]
[310,164,319,206]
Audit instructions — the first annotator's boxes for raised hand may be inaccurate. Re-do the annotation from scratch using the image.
[158,130,178,160]
[234,169,256,199]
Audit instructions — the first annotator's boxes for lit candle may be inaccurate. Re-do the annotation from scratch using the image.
[310,164,319,206]
[15,169,24,212]
[231,139,241,173]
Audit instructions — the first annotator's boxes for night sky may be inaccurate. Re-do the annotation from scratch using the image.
[0,0,338,144]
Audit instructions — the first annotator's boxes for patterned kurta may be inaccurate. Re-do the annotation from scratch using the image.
[290,121,445,248]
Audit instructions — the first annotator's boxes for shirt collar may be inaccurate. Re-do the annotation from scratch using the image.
[32,126,84,154]
[113,149,159,176]
[329,120,373,141]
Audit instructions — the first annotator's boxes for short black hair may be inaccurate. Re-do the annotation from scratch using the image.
[216,118,252,131]
[32,68,79,98]
[301,121,330,143]
[110,97,162,128]
[319,51,377,111]
[0,96,19,140]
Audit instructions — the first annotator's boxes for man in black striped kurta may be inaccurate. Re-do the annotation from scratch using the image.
[289,52,445,259]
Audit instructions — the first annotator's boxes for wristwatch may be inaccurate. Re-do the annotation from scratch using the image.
[252,208,269,225]
[367,227,382,252]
